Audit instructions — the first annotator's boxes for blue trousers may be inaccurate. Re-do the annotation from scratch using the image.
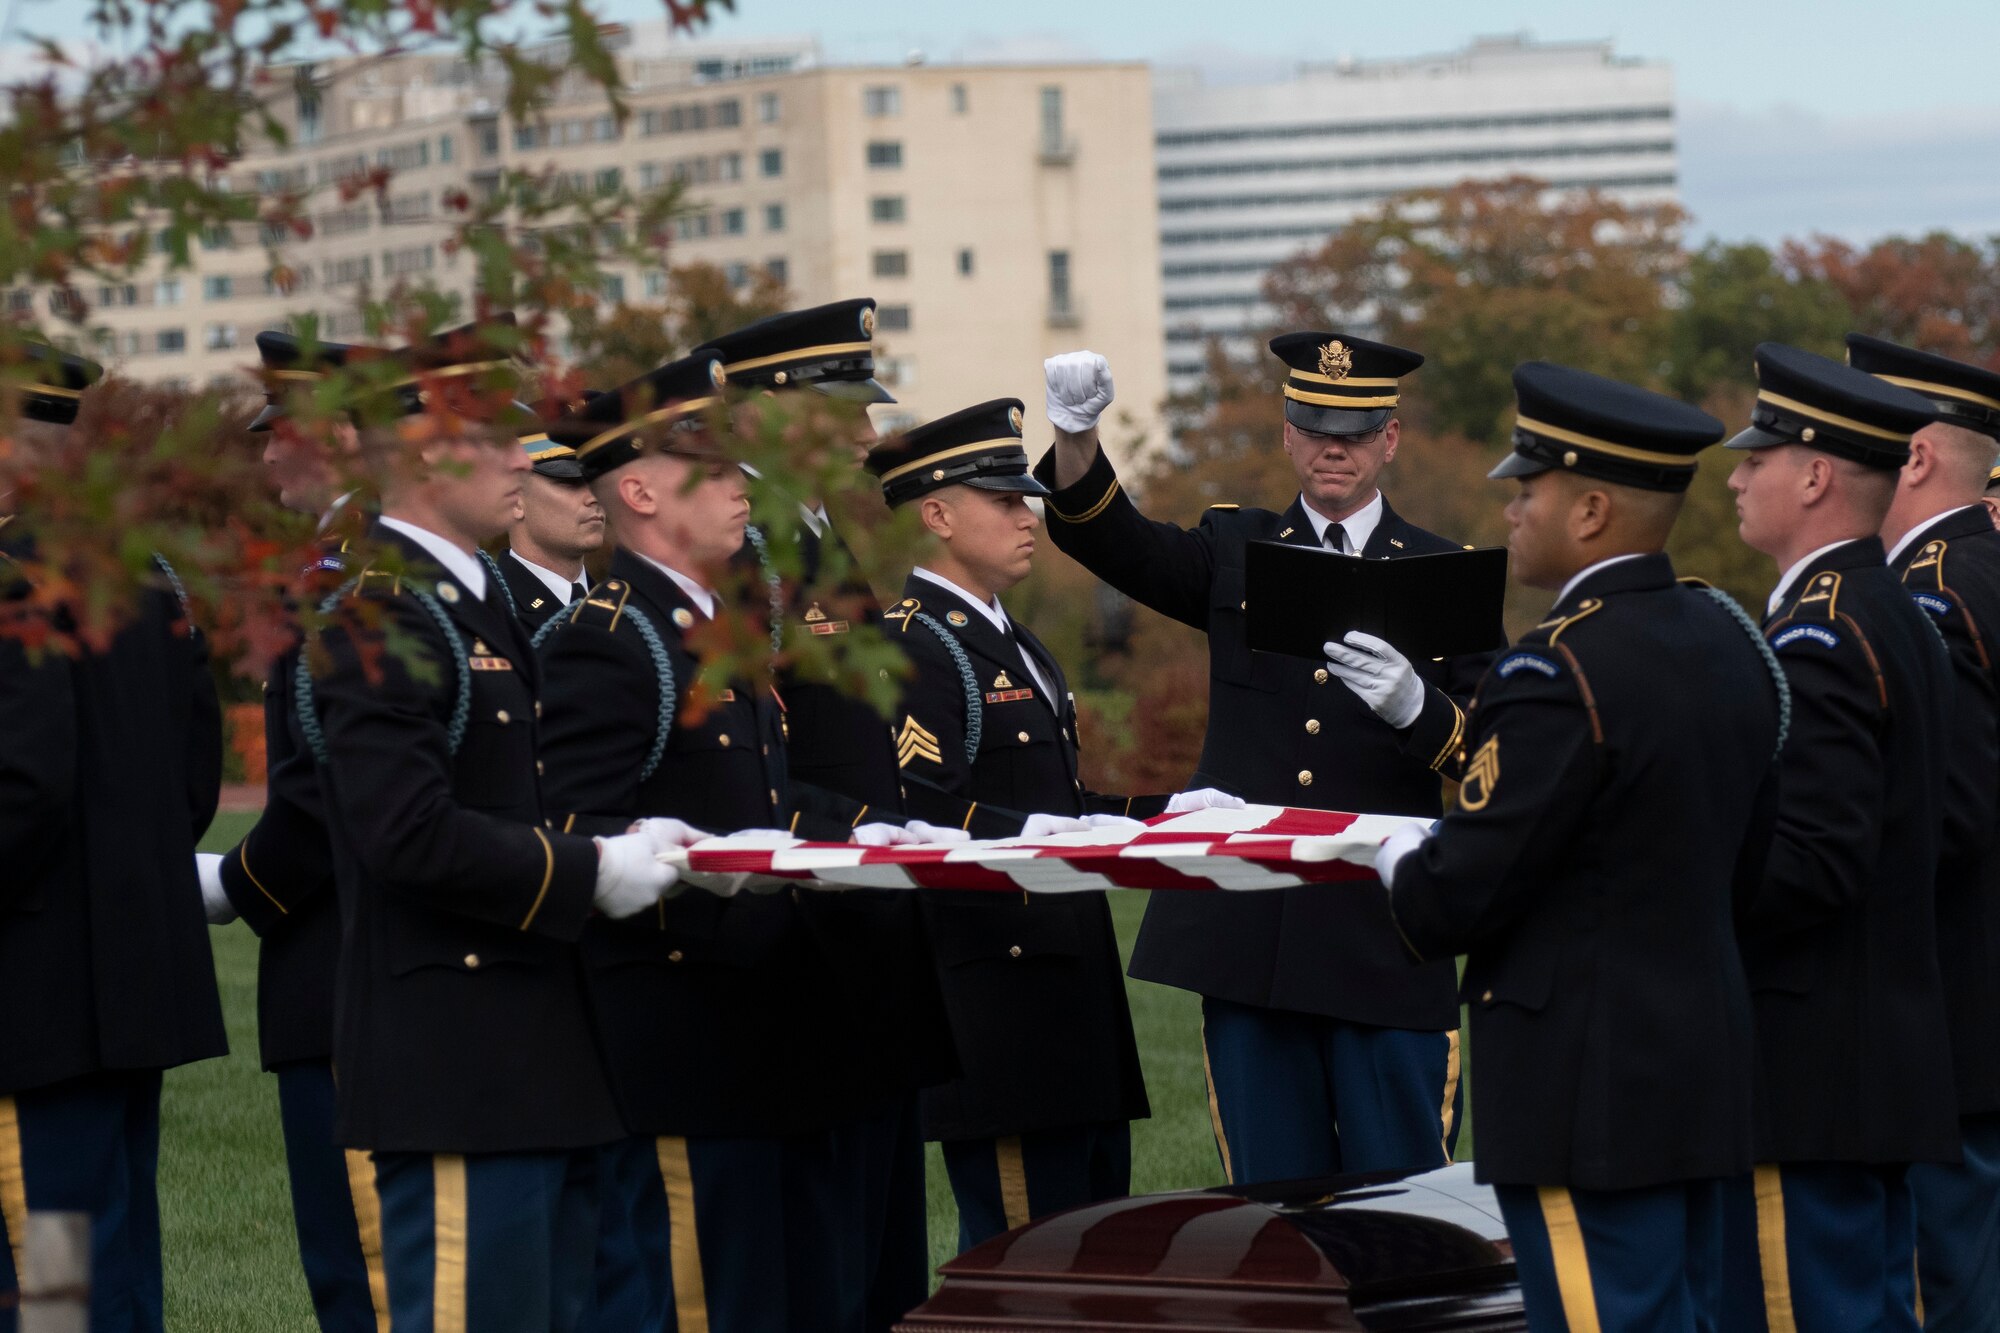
[1911,1111,2000,1331]
[275,1061,388,1333]
[0,1069,164,1333]
[1720,1162,1920,1333]
[939,1121,1130,1255]
[371,1148,599,1333]
[1199,996,1459,1185]
[1496,1179,1728,1333]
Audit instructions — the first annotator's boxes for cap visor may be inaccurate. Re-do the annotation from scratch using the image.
[1487,450,1552,482]
[810,377,896,405]
[1284,400,1392,437]
[965,473,1053,499]
[1724,423,1792,451]
[531,457,585,481]
[248,403,283,432]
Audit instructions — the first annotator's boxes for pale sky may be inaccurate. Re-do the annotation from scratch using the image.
[7,0,1996,244]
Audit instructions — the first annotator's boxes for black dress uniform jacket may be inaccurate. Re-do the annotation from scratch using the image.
[1892,506,2000,1117]
[496,549,577,634]
[536,548,889,1136]
[217,550,346,1070]
[1748,537,1959,1164]
[1033,444,1492,1031]
[310,524,622,1154]
[1389,555,1782,1189]
[0,558,227,1094]
[889,572,1152,1141]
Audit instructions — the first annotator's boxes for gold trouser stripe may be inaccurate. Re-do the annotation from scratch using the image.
[1515,415,1698,467]
[1756,390,1910,443]
[520,828,555,930]
[1283,383,1400,409]
[995,1137,1032,1232]
[0,1098,27,1289]
[1047,478,1121,525]
[1537,1186,1603,1333]
[1197,1020,1234,1185]
[849,804,870,829]
[432,1154,469,1333]
[343,1150,391,1333]
[1438,1029,1462,1162]
[1914,1248,1924,1325]
[1754,1165,1799,1333]
[237,844,289,915]
[960,802,977,832]
[656,1137,711,1333]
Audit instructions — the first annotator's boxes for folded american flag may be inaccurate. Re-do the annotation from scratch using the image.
[664,804,1430,897]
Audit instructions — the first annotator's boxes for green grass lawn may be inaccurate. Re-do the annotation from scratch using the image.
[179,810,1468,1327]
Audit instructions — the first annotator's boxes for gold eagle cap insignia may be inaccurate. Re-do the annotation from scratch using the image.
[1317,339,1353,381]
[860,307,876,338]
[1008,405,1024,435]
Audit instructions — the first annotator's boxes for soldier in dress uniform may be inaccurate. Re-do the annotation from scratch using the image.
[1374,362,1785,1329]
[697,300,951,1325]
[1722,343,1957,1331]
[1033,337,1495,1187]
[0,348,229,1333]
[1982,463,2000,528]
[298,321,682,1332]
[534,353,945,1333]
[1856,335,2000,1332]
[189,329,385,1333]
[866,398,1239,1251]
[499,431,603,632]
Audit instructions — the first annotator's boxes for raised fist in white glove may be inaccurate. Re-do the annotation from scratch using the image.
[195,852,237,926]
[1374,823,1433,890]
[1165,788,1247,814]
[593,830,681,919]
[1324,631,1425,730]
[1020,813,1091,839]
[853,820,973,847]
[1044,351,1115,434]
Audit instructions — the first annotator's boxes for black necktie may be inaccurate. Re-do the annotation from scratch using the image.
[1324,523,1349,555]
[568,581,588,605]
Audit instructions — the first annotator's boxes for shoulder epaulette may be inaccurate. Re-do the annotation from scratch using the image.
[1902,539,1947,590]
[1677,575,1714,589]
[354,566,404,598]
[1207,503,1240,511]
[534,576,677,780]
[1791,570,1842,619]
[1532,596,1603,644]
[565,577,632,632]
[883,596,921,632]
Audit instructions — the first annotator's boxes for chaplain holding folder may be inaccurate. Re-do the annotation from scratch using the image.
[1032,332,1502,1189]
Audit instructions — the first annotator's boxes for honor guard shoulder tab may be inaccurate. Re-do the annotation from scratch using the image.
[567,578,631,632]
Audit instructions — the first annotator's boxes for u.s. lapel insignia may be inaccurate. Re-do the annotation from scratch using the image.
[1389,537,1405,549]
[672,607,696,629]
[1278,526,1295,539]
[530,596,546,610]
[947,610,968,626]
[1459,736,1500,811]
[436,581,460,604]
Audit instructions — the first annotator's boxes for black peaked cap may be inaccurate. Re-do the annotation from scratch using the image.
[1492,362,1724,493]
[1727,342,1939,470]
[9,343,103,426]
[1846,333,2000,441]
[694,298,893,404]
[551,353,729,481]
[866,398,1047,507]
[250,329,356,431]
[1269,331,1423,436]
[252,315,522,430]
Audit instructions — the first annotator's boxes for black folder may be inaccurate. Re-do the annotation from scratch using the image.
[1244,541,1509,662]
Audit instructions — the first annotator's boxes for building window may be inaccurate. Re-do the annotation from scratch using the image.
[863,85,901,117]
[724,262,748,289]
[717,152,742,181]
[675,213,711,240]
[870,196,905,224]
[1048,249,1074,321]
[763,203,785,232]
[759,148,783,178]
[766,257,788,286]
[601,274,625,303]
[877,355,914,388]
[876,304,911,332]
[297,87,322,144]
[477,122,499,155]
[514,125,539,150]
[154,278,182,306]
[639,163,663,190]
[957,248,975,277]
[757,92,781,123]
[204,323,238,351]
[203,275,233,301]
[98,283,138,308]
[438,135,454,163]
[872,250,908,278]
[866,141,903,169]
[594,114,618,141]
[951,83,968,114]
[644,271,667,299]
[1040,86,1065,154]
[119,330,143,356]
[596,167,621,194]
[714,99,741,127]
[722,208,745,236]
[3,290,31,313]
[156,328,186,354]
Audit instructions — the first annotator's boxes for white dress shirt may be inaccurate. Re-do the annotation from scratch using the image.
[380,516,487,602]
[1555,553,1648,608]
[912,566,1057,709]
[636,552,717,620]
[1768,540,1859,617]
[1300,490,1384,555]
[507,548,584,605]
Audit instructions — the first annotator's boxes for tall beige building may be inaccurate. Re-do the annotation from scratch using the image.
[12,30,1167,461]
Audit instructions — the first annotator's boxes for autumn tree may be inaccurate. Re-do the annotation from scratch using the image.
[1662,241,1849,402]
[566,260,791,389]
[1782,232,2000,368]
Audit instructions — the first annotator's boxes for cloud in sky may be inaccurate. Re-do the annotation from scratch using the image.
[1678,100,2000,245]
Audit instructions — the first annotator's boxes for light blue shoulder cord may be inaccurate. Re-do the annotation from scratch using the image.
[150,553,191,618]
[911,612,982,763]
[1701,586,1791,755]
[743,524,785,661]
[477,549,518,618]
[533,602,678,782]
[296,580,472,765]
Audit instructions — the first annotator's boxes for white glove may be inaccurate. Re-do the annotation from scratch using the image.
[1375,824,1431,890]
[1020,813,1092,838]
[1324,631,1425,730]
[1080,814,1146,832]
[853,820,973,847]
[1044,351,1115,434]
[593,830,681,919]
[195,852,237,925]
[1165,788,1247,814]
